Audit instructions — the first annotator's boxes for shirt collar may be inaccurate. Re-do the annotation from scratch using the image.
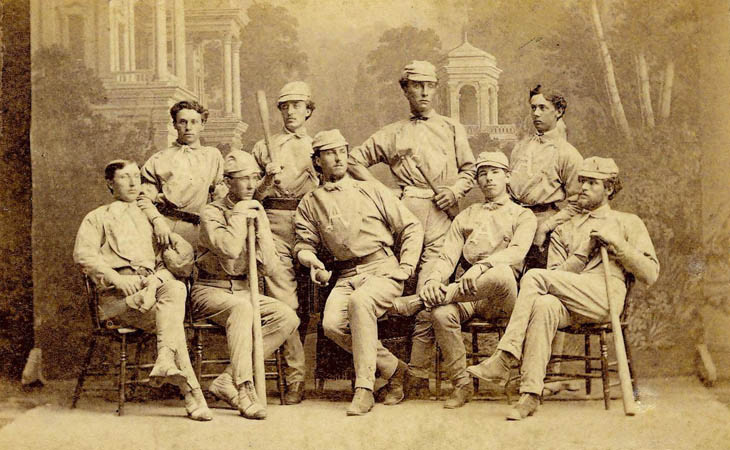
[173,140,202,151]
[283,126,309,139]
[410,109,436,122]
[584,203,612,219]
[107,200,133,216]
[482,194,509,210]
[534,126,563,144]
[322,177,354,192]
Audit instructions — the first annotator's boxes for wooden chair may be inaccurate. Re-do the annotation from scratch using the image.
[71,276,155,416]
[543,275,638,409]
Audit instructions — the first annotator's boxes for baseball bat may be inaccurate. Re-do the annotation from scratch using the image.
[255,90,281,185]
[248,217,267,405]
[600,246,637,416]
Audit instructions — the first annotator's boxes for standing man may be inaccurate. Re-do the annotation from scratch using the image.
[138,100,226,249]
[251,81,317,404]
[348,60,475,292]
[295,130,424,416]
[467,157,659,420]
[74,160,211,421]
[191,150,300,420]
[508,85,583,269]
[407,152,536,408]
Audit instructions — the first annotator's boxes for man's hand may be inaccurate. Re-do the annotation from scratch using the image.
[434,187,457,211]
[574,235,598,258]
[233,199,264,219]
[590,222,625,254]
[262,162,283,187]
[109,273,143,297]
[533,223,550,248]
[298,250,330,286]
[152,217,173,247]
[420,280,447,308]
[459,264,485,297]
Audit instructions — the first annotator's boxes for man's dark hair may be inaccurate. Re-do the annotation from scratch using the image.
[311,145,349,174]
[278,100,316,121]
[170,100,209,123]
[604,176,623,200]
[104,159,137,193]
[529,84,567,118]
[399,78,438,90]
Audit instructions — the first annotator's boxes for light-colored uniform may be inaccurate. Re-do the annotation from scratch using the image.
[349,110,475,291]
[294,177,424,390]
[73,200,198,389]
[410,194,536,386]
[191,196,300,387]
[138,141,226,247]
[498,203,659,395]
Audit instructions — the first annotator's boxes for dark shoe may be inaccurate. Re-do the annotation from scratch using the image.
[209,372,239,409]
[238,381,267,420]
[405,372,431,399]
[284,381,305,405]
[444,383,474,409]
[506,393,539,420]
[389,295,424,317]
[346,388,374,416]
[466,350,516,385]
[148,347,186,388]
[383,361,407,405]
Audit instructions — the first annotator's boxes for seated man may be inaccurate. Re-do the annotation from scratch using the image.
[406,152,536,408]
[467,157,659,420]
[191,150,299,420]
[295,130,424,416]
[73,159,211,421]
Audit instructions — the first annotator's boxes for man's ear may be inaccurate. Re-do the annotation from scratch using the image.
[504,171,512,185]
[106,180,114,195]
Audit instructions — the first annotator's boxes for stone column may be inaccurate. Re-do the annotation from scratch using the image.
[448,82,460,121]
[109,5,119,72]
[128,0,136,71]
[232,39,242,118]
[155,0,168,81]
[479,82,490,128]
[223,33,233,115]
[491,85,499,125]
[174,0,186,84]
[121,20,130,71]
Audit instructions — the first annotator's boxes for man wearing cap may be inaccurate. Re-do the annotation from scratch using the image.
[508,85,583,269]
[295,130,424,416]
[138,100,226,250]
[467,157,659,420]
[348,60,475,293]
[74,159,211,421]
[191,150,300,420]
[406,151,536,408]
[250,81,316,404]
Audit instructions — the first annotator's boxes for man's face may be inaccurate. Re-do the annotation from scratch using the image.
[530,94,560,133]
[109,163,141,203]
[226,173,260,202]
[403,80,437,115]
[278,100,311,132]
[576,176,610,210]
[315,146,349,181]
[174,108,205,145]
[477,166,509,200]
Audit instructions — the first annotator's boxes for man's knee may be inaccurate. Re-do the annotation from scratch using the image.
[347,291,375,315]
[431,305,460,329]
[520,268,550,289]
[280,306,300,336]
[322,311,345,339]
[531,295,563,319]
[158,279,187,302]
[227,297,253,321]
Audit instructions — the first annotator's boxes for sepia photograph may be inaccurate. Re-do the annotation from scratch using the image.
[0,0,729,448]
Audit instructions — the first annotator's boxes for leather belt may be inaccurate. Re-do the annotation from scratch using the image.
[332,248,389,272]
[517,202,557,214]
[158,204,201,225]
[262,197,300,211]
[196,268,247,282]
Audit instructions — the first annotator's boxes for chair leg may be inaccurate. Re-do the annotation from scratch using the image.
[599,330,610,410]
[72,335,97,409]
[128,340,144,400]
[118,334,128,416]
[622,324,639,401]
[471,329,479,393]
[585,334,592,395]
[434,345,442,399]
[193,329,203,382]
[276,348,286,405]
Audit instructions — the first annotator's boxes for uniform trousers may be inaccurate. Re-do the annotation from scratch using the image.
[260,209,306,384]
[100,279,199,389]
[161,216,199,249]
[190,281,299,387]
[321,256,404,390]
[409,265,517,387]
[401,194,451,292]
[497,268,626,395]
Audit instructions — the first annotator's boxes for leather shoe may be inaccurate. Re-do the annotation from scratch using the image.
[184,387,213,421]
[346,387,374,416]
[284,381,305,405]
[238,381,267,420]
[466,350,516,385]
[389,295,424,317]
[444,383,474,409]
[209,372,239,409]
[506,393,539,420]
[148,347,186,388]
[382,361,407,405]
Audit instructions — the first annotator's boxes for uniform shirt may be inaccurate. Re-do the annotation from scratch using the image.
[548,204,660,285]
[73,201,164,288]
[508,127,583,230]
[424,194,537,284]
[349,110,475,199]
[294,178,424,275]
[138,141,226,219]
[197,197,280,279]
[252,127,319,199]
